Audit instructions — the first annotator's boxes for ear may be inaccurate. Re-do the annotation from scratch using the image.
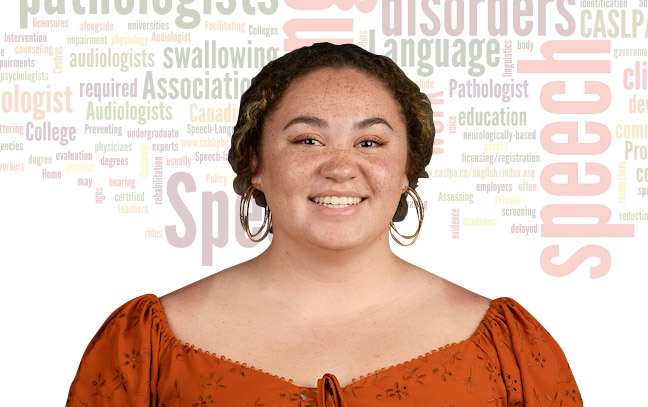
[402,174,409,192]
[250,153,262,188]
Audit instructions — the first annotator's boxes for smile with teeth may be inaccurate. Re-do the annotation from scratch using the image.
[310,196,365,208]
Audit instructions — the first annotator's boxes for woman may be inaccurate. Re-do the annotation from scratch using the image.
[67,43,583,406]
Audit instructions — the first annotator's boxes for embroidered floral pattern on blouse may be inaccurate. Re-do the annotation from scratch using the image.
[67,295,583,407]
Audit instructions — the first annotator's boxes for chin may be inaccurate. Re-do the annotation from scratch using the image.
[301,227,377,251]
[313,239,365,251]
[272,215,385,251]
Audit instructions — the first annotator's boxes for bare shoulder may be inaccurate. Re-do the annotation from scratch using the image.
[441,277,493,316]
[408,264,491,306]
[438,279,493,344]
[158,264,252,338]
[159,276,212,338]
[408,266,493,337]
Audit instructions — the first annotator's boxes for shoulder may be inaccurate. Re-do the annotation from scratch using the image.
[414,269,493,318]
[158,266,249,342]
[471,296,553,351]
[437,278,493,317]
[436,278,494,339]
[484,296,550,336]
[159,263,252,311]
[479,296,577,361]
[83,294,170,352]
[95,294,162,336]
[68,294,172,406]
[407,268,493,341]
[475,297,584,405]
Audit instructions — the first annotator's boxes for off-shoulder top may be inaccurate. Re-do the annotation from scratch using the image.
[66,294,583,406]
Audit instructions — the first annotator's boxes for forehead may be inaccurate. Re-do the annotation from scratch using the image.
[287,67,386,93]
[267,67,404,121]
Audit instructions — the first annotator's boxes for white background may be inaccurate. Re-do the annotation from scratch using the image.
[1,2,646,405]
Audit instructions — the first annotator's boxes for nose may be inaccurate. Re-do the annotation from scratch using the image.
[319,149,359,182]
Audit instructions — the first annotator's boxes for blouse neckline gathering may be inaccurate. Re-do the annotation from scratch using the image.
[145,293,504,392]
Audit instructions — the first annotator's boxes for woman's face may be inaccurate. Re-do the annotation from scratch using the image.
[252,67,409,250]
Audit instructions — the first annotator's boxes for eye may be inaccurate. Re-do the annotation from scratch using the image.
[294,137,323,146]
[356,139,384,148]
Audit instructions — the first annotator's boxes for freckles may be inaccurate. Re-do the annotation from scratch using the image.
[363,156,406,188]
[269,159,307,191]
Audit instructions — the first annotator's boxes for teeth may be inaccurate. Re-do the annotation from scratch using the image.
[311,196,363,208]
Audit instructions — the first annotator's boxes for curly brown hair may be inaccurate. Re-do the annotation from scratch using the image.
[228,42,435,224]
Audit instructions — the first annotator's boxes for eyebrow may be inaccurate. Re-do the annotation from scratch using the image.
[283,116,327,130]
[283,116,393,131]
[353,117,393,131]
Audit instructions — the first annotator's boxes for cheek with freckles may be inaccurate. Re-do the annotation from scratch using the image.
[255,149,310,209]
[361,154,408,209]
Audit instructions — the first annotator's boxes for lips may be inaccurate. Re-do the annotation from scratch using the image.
[309,196,366,208]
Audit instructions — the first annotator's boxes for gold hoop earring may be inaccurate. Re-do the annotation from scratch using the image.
[390,186,424,246]
[240,184,272,242]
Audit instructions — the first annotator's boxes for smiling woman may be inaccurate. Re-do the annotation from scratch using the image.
[66,43,583,407]
[248,67,411,251]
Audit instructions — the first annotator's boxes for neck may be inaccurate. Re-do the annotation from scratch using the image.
[246,228,418,322]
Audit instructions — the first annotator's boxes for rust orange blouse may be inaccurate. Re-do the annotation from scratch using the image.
[66,294,583,406]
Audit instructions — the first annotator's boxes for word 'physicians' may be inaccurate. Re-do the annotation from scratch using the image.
[20,0,279,29]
